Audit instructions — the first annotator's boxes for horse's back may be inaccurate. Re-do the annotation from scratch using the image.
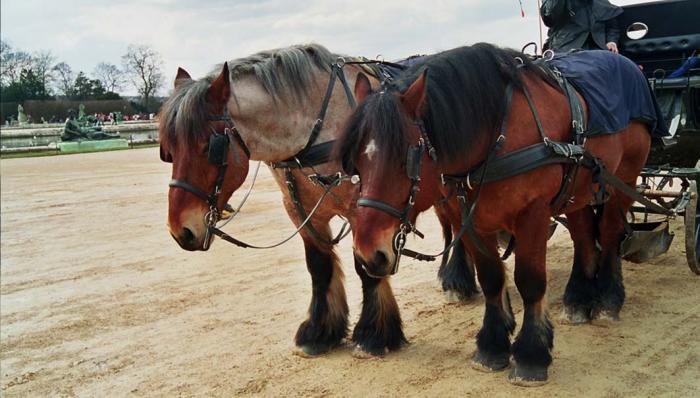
[550,50,668,139]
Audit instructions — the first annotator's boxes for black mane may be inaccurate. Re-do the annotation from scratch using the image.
[337,43,555,172]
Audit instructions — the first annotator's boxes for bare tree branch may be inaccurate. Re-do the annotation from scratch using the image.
[52,62,75,97]
[93,62,125,93]
[32,50,56,96]
[121,44,164,107]
[0,40,33,86]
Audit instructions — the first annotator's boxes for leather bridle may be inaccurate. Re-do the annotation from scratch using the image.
[355,121,438,275]
[161,108,250,250]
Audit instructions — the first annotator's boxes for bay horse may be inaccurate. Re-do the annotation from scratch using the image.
[158,44,479,357]
[337,43,652,384]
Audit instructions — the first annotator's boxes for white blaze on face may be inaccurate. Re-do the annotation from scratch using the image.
[364,139,378,161]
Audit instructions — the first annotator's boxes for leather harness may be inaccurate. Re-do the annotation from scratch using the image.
[163,58,406,249]
[356,60,675,273]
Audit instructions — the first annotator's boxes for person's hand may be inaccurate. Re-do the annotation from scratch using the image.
[606,42,619,54]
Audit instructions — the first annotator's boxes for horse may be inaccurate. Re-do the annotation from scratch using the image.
[336,43,653,385]
[158,44,480,358]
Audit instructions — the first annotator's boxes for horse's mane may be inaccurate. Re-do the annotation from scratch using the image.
[227,43,337,103]
[337,43,556,172]
[160,43,338,147]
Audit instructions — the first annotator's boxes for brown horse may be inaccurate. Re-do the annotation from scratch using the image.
[158,44,479,358]
[337,43,652,385]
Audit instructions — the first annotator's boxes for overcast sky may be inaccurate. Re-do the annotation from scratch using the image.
[1,0,644,96]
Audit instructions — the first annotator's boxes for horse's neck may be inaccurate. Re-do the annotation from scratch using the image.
[230,67,371,163]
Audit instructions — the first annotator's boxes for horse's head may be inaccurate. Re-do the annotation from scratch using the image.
[338,71,443,277]
[159,64,250,251]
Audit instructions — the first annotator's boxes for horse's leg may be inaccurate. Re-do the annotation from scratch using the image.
[509,200,553,386]
[294,234,349,357]
[469,235,516,372]
[436,208,480,302]
[351,256,407,357]
[590,124,650,320]
[562,206,599,324]
[590,191,631,321]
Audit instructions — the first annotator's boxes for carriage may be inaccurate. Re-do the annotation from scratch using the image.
[615,0,699,273]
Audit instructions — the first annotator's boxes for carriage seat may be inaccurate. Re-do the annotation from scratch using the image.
[621,33,700,58]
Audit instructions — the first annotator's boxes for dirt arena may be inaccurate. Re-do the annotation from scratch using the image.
[1,147,698,397]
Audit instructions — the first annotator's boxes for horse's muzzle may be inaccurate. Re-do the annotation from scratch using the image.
[357,250,394,278]
[170,227,211,251]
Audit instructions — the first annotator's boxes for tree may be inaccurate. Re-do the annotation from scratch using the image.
[121,44,164,108]
[0,40,33,86]
[31,50,55,98]
[52,62,75,97]
[1,68,52,102]
[93,62,125,93]
[72,71,106,100]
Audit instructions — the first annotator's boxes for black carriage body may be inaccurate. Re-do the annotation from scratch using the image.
[618,0,700,166]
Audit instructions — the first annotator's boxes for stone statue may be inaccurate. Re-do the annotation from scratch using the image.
[17,104,27,124]
[78,104,86,121]
[62,111,120,142]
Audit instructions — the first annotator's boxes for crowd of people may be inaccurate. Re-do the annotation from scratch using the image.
[3,112,157,127]
[90,112,157,126]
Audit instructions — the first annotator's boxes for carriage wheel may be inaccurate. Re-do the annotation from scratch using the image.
[685,159,700,275]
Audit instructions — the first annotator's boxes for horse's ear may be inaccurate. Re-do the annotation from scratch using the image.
[354,72,372,103]
[400,68,428,118]
[206,62,231,104]
[174,67,192,89]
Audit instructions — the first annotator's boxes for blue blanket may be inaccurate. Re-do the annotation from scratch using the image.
[549,50,668,137]
[375,55,429,81]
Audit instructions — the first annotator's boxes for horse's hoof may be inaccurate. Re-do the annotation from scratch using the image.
[351,344,384,359]
[444,289,479,304]
[470,350,510,372]
[292,343,333,358]
[591,308,620,321]
[561,306,590,325]
[508,364,549,387]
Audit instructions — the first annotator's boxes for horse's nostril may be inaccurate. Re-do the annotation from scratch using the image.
[182,227,195,245]
[373,251,388,268]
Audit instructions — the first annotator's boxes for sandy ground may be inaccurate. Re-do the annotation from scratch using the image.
[1,147,698,397]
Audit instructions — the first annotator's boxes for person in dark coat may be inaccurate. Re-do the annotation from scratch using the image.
[541,0,623,53]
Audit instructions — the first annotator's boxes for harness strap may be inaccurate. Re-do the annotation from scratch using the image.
[303,67,338,153]
[356,198,405,219]
[226,124,251,159]
[592,160,675,217]
[336,65,357,109]
[298,62,357,156]
[209,172,349,249]
[549,71,586,210]
[550,66,586,140]
[211,112,251,158]
[284,168,350,245]
[520,84,549,143]
[272,140,336,169]
[169,179,211,203]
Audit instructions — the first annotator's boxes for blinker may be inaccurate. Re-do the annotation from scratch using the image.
[208,133,230,165]
[160,144,173,163]
[405,144,424,180]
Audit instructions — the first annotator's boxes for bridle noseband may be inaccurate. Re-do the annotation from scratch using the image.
[161,108,251,250]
